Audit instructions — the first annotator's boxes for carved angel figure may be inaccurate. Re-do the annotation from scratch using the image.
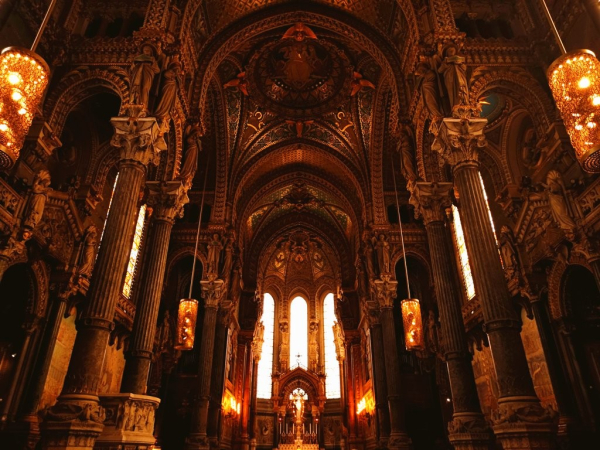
[23,170,51,230]
[415,62,443,119]
[546,170,577,238]
[78,225,98,278]
[154,55,181,120]
[437,45,469,110]
[129,44,160,110]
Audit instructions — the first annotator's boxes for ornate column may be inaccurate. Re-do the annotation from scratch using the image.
[237,332,253,450]
[186,279,225,450]
[121,180,188,394]
[411,182,493,450]
[41,113,161,450]
[371,278,411,450]
[364,301,391,447]
[433,118,556,449]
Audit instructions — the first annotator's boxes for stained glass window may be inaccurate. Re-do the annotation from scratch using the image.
[323,293,341,399]
[289,296,308,369]
[122,204,146,298]
[257,293,275,399]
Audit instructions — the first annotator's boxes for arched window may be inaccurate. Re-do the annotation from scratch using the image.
[123,204,147,298]
[323,293,341,398]
[451,173,499,301]
[257,293,275,399]
[289,296,308,369]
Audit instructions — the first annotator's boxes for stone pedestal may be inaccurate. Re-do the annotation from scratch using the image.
[411,182,494,450]
[40,114,161,450]
[95,394,160,449]
[433,118,556,449]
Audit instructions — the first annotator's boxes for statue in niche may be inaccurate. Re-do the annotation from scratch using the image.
[397,123,418,189]
[154,54,182,121]
[129,43,160,110]
[23,170,52,231]
[436,44,469,111]
[499,226,520,284]
[309,320,319,371]
[229,258,242,301]
[179,125,202,188]
[521,128,542,168]
[372,233,391,276]
[78,225,98,278]
[414,62,444,119]
[154,310,172,356]
[362,232,376,280]
[206,233,224,279]
[355,256,369,299]
[279,321,289,370]
[425,310,441,356]
[545,170,578,239]
[219,232,235,280]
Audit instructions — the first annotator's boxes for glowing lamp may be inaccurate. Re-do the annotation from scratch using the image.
[401,298,424,350]
[174,298,198,350]
[0,47,49,169]
[548,49,600,172]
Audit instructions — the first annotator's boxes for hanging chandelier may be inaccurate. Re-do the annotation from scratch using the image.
[0,0,56,170]
[542,0,600,172]
[392,151,424,351]
[174,147,209,350]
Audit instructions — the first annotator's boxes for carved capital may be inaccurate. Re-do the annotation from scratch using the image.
[146,180,189,222]
[371,277,398,309]
[410,182,453,225]
[23,120,62,168]
[201,279,225,309]
[432,118,488,168]
[110,116,161,166]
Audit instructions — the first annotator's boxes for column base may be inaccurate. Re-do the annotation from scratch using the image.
[40,394,105,450]
[94,393,160,450]
[448,412,494,450]
[492,398,557,450]
[387,432,411,450]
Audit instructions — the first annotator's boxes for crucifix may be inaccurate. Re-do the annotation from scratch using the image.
[295,352,302,367]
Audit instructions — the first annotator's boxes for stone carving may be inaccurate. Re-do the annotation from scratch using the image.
[179,124,202,188]
[206,233,224,280]
[280,321,290,369]
[154,310,173,357]
[362,232,376,280]
[424,310,441,356]
[332,322,345,361]
[78,225,98,278]
[43,401,105,424]
[23,170,52,231]
[129,43,160,111]
[372,233,391,276]
[154,55,181,121]
[219,232,235,280]
[397,123,418,190]
[355,255,369,300]
[436,45,469,111]
[309,320,319,371]
[415,62,443,119]
[545,170,578,240]
[499,226,520,286]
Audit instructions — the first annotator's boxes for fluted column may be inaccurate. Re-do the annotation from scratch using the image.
[412,182,493,450]
[186,279,225,450]
[121,181,188,393]
[41,114,161,450]
[372,279,411,450]
[433,118,555,449]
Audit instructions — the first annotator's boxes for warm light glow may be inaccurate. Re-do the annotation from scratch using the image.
[123,204,146,298]
[451,205,475,300]
[357,389,375,418]
[0,47,49,170]
[256,293,275,398]
[289,296,308,369]
[548,49,600,172]
[175,298,198,350]
[401,298,424,350]
[323,293,341,399]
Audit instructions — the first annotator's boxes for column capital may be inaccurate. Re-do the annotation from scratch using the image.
[432,118,488,169]
[371,277,398,309]
[110,115,162,166]
[146,180,189,222]
[201,279,225,309]
[410,182,453,225]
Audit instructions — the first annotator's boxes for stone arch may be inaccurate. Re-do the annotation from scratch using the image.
[164,246,206,283]
[547,254,592,321]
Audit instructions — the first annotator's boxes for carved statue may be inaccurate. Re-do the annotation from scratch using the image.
[229,258,242,301]
[129,44,160,110]
[415,62,443,119]
[521,128,541,168]
[179,125,201,187]
[153,55,181,120]
[280,321,289,369]
[545,170,578,239]
[78,225,98,278]
[309,320,319,371]
[499,226,520,283]
[207,233,224,279]
[219,233,235,280]
[23,170,52,230]
[362,233,376,280]
[425,310,440,355]
[355,256,368,299]
[436,45,469,111]
[397,123,418,187]
[372,233,391,276]
[154,310,172,356]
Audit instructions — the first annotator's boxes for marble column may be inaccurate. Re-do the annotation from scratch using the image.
[121,180,188,394]
[411,182,493,450]
[41,114,161,450]
[433,118,556,449]
[207,306,231,442]
[238,333,253,450]
[186,279,225,450]
[372,279,411,450]
[364,302,391,447]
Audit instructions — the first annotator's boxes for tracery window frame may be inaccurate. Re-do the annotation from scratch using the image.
[323,292,341,399]
[289,295,308,370]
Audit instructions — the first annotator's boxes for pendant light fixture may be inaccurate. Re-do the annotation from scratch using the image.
[542,0,600,172]
[392,155,424,351]
[0,0,56,170]
[175,152,209,350]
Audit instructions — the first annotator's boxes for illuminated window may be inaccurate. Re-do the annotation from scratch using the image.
[323,293,341,399]
[257,293,275,399]
[122,204,146,298]
[289,296,308,369]
[451,175,499,301]
[98,174,118,250]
